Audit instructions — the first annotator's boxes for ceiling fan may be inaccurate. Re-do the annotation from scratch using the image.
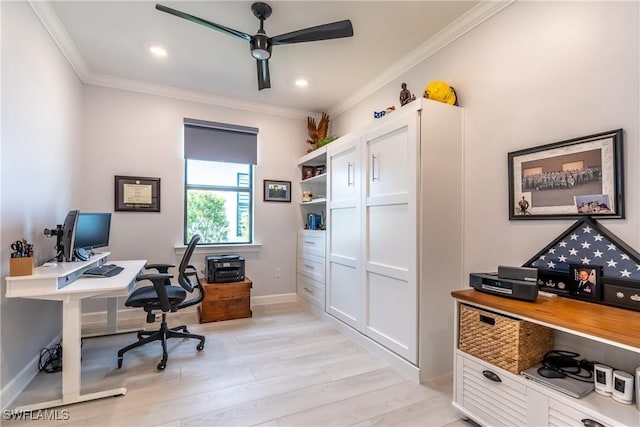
[155,3,354,90]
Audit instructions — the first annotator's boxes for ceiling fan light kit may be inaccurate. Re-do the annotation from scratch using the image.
[155,2,353,90]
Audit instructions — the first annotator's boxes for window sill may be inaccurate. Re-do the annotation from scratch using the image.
[174,243,262,257]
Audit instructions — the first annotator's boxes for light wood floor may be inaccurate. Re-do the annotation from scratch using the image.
[7,303,473,427]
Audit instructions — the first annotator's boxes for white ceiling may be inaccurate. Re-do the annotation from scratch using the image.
[32,1,499,117]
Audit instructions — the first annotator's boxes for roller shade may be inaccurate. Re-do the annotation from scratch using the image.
[184,118,258,164]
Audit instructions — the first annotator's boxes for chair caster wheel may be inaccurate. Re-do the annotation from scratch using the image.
[197,343,204,351]
[157,362,166,371]
[117,357,123,368]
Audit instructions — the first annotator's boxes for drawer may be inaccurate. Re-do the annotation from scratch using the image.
[298,230,326,258]
[297,253,325,283]
[297,273,325,309]
[548,398,610,427]
[458,352,528,427]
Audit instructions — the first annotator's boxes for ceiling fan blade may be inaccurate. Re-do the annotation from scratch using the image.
[271,20,353,45]
[155,4,251,41]
[256,59,271,90]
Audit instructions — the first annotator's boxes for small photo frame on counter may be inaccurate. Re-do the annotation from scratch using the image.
[569,263,602,300]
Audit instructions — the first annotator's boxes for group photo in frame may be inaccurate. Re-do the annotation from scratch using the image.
[263,180,291,202]
[508,129,624,220]
[115,175,161,212]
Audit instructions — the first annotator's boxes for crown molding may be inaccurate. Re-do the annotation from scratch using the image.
[328,0,516,118]
[27,0,316,120]
[85,73,316,120]
[28,0,514,121]
[28,0,90,80]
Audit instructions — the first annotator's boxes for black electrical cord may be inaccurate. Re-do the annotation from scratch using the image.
[537,350,598,383]
[38,344,62,373]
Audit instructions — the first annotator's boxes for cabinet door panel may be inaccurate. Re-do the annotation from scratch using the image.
[327,138,363,329]
[365,124,410,198]
[329,142,358,203]
[330,208,360,260]
[368,203,410,269]
[366,272,415,362]
[327,263,360,328]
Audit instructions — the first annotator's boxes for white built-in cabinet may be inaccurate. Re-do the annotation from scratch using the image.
[326,98,464,381]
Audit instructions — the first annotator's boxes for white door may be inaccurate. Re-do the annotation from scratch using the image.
[326,137,363,328]
[363,113,419,363]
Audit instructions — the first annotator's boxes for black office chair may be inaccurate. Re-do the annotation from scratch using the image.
[117,234,205,370]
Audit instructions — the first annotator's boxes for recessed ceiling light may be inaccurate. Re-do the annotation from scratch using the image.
[295,79,308,87]
[149,45,168,58]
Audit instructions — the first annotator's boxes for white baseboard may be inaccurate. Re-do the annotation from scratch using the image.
[250,293,297,306]
[1,334,61,411]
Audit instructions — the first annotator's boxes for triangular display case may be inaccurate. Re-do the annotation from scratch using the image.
[523,217,640,311]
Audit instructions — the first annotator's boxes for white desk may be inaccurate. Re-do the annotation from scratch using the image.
[5,254,146,411]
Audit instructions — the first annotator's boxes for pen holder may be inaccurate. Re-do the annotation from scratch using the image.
[10,257,34,277]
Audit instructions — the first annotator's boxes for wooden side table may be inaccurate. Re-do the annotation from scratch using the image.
[198,277,252,323]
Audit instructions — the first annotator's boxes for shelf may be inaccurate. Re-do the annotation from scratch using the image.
[300,173,326,184]
[301,198,326,205]
[451,289,640,352]
[298,146,327,166]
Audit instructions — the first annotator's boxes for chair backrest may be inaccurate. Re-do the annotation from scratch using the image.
[178,234,200,293]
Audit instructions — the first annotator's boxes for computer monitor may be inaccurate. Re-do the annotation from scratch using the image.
[73,213,112,254]
[60,210,79,262]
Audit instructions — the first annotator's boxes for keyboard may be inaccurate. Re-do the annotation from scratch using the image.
[83,264,124,278]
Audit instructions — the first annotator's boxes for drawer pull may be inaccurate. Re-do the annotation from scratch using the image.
[482,370,501,382]
[303,287,313,294]
[304,264,315,269]
[581,419,604,427]
[304,241,316,244]
[479,314,495,326]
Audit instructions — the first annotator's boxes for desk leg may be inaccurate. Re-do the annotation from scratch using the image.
[14,298,126,412]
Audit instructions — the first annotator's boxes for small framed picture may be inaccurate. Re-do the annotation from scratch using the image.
[569,264,602,300]
[264,180,291,202]
[115,175,160,212]
[314,165,325,176]
[302,166,315,180]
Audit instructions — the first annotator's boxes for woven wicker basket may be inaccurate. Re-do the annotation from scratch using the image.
[458,304,554,374]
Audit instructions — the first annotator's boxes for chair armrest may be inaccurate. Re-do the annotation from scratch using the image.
[136,273,174,312]
[145,263,175,274]
[137,273,173,283]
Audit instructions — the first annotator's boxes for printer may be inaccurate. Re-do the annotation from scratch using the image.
[205,254,245,283]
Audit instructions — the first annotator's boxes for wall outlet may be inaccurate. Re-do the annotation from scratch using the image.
[275,267,281,278]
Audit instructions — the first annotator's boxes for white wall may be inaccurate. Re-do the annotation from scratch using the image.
[80,86,306,298]
[1,1,84,407]
[333,1,640,277]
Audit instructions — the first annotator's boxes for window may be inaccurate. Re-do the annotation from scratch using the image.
[183,119,258,245]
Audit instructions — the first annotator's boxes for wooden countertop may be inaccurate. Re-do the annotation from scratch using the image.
[451,289,640,352]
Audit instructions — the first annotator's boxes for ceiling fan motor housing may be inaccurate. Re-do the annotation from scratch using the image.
[250,31,272,60]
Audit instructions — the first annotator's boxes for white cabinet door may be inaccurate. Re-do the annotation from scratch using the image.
[362,114,419,363]
[326,137,363,329]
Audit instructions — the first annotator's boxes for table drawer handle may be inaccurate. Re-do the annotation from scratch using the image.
[482,370,501,382]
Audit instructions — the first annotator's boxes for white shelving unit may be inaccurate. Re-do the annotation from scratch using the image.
[297,147,328,310]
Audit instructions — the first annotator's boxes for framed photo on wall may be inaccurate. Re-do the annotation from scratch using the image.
[115,175,161,212]
[264,180,291,202]
[508,129,624,220]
